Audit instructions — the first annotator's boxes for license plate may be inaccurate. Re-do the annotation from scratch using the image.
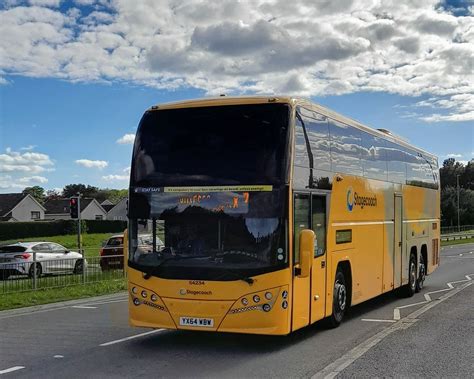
[179,317,214,327]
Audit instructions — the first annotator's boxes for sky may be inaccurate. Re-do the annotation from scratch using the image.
[0,0,473,194]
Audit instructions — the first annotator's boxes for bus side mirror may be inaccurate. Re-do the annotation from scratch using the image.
[299,229,314,278]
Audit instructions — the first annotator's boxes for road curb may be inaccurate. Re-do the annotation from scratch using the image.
[0,291,127,318]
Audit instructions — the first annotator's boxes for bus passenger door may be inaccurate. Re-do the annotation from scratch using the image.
[311,194,327,323]
[292,193,311,331]
[394,195,403,288]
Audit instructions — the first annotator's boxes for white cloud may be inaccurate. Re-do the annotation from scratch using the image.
[102,174,129,181]
[18,175,48,184]
[123,166,131,174]
[0,0,473,121]
[0,148,54,173]
[446,153,462,158]
[28,0,62,7]
[20,145,36,151]
[116,134,135,145]
[75,159,108,169]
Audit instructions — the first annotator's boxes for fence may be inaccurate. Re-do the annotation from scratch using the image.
[0,253,126,294]
[440,225,474,235]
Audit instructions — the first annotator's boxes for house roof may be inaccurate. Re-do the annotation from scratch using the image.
[105,197,127,213]
[0,193,25,217]
[101,199,114,206]
[102,204,115,212]
[44,198,95,214]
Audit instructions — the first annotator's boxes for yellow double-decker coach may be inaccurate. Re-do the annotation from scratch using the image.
[126,96,440,335]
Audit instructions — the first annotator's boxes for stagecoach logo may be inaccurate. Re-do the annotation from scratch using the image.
[347,187,377,211]
[179,288,213,296]
[346,187,354,211]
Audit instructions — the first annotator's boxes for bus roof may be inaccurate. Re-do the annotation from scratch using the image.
[147,96,437,160]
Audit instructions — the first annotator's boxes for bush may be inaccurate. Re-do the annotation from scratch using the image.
[0,220,126,242]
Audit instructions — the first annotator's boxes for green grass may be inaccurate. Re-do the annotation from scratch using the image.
[0,233,113,257]
[441,237,474,246]
[0,279,126,311]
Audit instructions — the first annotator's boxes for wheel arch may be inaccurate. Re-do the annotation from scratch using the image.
[420,244,428,271]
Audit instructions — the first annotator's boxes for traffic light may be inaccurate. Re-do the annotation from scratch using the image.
[70,197,79,219]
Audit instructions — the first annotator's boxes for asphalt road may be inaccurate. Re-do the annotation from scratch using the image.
[0,243,473,378]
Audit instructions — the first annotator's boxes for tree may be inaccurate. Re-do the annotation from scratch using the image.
[62,184,99,198]
[45,189,62,201]
[22,186,45,204]
[439,158,474,227]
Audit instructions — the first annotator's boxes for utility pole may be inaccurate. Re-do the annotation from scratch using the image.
[456,174,460,233]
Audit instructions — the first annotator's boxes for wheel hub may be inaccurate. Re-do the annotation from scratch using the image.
[336,282,346,311]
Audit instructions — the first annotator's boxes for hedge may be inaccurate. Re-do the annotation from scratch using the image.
[0,220,127,241]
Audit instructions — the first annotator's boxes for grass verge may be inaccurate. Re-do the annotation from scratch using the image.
[441,237,474,246]
[0,279,126,311]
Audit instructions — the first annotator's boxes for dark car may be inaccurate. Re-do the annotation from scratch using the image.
[99,234,160,271]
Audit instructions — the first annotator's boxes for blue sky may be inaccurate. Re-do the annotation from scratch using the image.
[0,0,473,193]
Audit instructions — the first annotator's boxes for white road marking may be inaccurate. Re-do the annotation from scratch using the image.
[100,329,164,347]
[312,279,473,379]
[82,299,128,307]
[53,355,64,359]
[394,274,474,319]
[71,306,97,309]
[393,300,427,320]
[361,318,396,323]
[0,366,25,375]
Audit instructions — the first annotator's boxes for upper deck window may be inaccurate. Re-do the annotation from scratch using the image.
[132,103,290,187]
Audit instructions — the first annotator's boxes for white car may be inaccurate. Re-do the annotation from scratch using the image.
[0,242,86,280]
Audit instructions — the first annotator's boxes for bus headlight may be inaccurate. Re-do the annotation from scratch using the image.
[262,304,271,312]
[253,295,260,303]
[265,292,272,300]
[132,287,138,294]
[151,294,158,302]
[241,298,249,306]
[141,290,147,298]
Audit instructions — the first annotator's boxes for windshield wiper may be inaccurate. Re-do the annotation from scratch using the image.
[215,268,254,285]
[142,254,210,280]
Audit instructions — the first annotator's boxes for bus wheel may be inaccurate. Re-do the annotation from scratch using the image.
[329,270,347,328]
[403,253,417,297]
[416,254,426,292]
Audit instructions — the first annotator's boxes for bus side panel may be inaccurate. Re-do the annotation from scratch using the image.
[382,218,394,293]
[351,224,384,304]
[403,185,440,279]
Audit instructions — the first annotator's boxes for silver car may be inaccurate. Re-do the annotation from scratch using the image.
[0,242,86,280]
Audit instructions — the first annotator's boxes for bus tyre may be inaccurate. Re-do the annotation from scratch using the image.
[403,253,417,297]
[416,254,426,292]
[329,270,347,328]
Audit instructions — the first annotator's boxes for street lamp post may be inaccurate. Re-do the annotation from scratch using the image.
[456,174,460,233]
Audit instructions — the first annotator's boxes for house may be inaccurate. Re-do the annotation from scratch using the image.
[105,197,128,221]
[44,198,107,220]
[0,193,46,222]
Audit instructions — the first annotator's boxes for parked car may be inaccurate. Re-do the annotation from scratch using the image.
[0,242,86,280]
[99,234,162,271]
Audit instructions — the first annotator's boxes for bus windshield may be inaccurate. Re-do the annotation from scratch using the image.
[128,103,290,280]
[131,103,290,187]
[128,188,287,280]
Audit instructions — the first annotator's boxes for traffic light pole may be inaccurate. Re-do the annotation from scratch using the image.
[76,195,85,283]
[77,195,82,254]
